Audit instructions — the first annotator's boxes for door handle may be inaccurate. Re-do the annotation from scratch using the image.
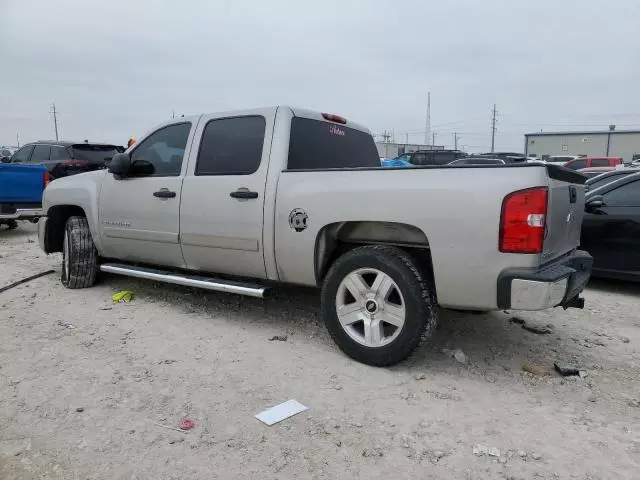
[153,189,176,198]
[230,189,259,199]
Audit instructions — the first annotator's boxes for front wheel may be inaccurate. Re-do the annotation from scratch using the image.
[321,245,437,366]
[61,216,98,289]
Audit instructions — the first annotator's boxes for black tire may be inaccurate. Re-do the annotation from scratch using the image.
[61,216,98,289]
[321,245,437,366]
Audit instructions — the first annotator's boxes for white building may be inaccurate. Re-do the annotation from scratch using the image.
[524,128,640,163]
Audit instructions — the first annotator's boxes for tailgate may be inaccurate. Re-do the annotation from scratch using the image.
[543,165,586,263]
[0,164,46,203]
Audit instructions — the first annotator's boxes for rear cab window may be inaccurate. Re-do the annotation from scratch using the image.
[591,159,610,167]
[287,117,379,169]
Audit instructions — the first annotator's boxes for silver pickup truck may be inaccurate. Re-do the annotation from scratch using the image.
[39,106,592,366]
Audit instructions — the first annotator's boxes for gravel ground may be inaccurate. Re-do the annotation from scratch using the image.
[1,224,639,480]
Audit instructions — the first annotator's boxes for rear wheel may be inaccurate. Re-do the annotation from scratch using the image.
[61,216,98,289]
[321,245,437,366]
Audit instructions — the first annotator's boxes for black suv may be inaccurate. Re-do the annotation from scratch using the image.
[9,141,124,179]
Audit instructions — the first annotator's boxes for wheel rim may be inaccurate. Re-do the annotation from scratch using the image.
[335,268,406,348]
[63,230,70,278]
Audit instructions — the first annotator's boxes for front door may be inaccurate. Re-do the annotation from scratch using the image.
[180,111,273,279]
[98,121,196,268]
[582,178,640,275]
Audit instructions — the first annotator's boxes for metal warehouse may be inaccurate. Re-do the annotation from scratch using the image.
[524,128,640,163]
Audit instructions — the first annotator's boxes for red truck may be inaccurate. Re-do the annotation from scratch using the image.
[563,157,623,170]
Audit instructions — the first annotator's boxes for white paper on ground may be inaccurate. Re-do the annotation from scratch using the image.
[255,400,308,426]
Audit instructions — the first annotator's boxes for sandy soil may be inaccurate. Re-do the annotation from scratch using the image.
[1,224,639,480]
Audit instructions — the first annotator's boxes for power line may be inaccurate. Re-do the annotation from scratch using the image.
[490,104,497,153]
[424,92,431,145]
[50,103,59,141]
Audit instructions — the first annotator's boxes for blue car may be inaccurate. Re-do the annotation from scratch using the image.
[381,157,412,168]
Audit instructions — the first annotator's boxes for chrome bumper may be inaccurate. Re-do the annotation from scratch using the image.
[498,250,592,311]
[0,208,44,220]
[510,278,568,310]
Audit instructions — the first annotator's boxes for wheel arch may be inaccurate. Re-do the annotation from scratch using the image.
[314,221,434,285]
[43,205,87,253]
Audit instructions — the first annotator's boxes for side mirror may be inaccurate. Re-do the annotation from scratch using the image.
[108,152,131,176]
[130,159,155,176]
[585,195,605,211]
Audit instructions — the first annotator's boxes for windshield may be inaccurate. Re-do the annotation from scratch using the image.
[287,117,379,169]
[71,144,120,163]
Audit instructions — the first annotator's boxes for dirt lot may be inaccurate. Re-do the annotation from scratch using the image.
[1,224,639,480]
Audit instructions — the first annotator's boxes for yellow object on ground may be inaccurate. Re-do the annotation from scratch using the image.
[112,290,134,303]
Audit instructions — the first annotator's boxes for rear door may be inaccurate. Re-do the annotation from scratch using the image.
[98,121,195,268]
[180,111,273,279]
[542,168,586,263]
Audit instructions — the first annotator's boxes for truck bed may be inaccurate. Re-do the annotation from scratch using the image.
[0,163,47,204]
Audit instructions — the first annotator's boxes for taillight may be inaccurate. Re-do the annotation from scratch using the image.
[499,187,548,254]
[322,113,347,124]
[43,171,50,188]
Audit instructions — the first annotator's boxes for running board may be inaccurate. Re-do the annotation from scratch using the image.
[99,263,268,298]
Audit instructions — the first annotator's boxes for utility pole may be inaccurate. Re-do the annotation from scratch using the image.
[172,110,175,119]
[405,133,409,146]
[424,92,431,145]
[432,132,437,146]
[381,130,392,143]
[51,103,59,141]
[490,104,497,153]
[16,132,20,147]
[454,132,458,150]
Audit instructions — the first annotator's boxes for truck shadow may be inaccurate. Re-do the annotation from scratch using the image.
[109,274,576,375]
[0,225,36,240]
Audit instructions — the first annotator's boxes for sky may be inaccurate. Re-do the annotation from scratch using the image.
[1,0,640,153]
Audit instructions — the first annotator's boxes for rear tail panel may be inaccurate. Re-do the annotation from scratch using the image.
[542,166,586,264]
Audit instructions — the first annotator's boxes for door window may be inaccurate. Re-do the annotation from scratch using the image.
[50,146,71,161]
[11,145,34,163]
[130,123,191,176]
[605,180,640,207]
[31,144,51,163]
[566,159,586,170]
[195,116,265,175]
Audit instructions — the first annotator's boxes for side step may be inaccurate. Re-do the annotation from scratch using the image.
[100,263,269,298]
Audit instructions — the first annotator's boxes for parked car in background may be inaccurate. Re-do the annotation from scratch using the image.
[477,152,527,163]
[448,157,505,166]
[585,168,640,192]
[10,141,123,180]
[0,148,12,162]
[564,156,623,170]
[582,171,640,281]
[394,149,467,166]
[381,157,412,167]
[38,106,591,366]
[578,166,617,179]
[0,163,48,229]
[546,155,580,165]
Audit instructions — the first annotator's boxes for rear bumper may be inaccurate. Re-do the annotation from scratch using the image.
[0,207,43,220]
[497,250,592,310]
